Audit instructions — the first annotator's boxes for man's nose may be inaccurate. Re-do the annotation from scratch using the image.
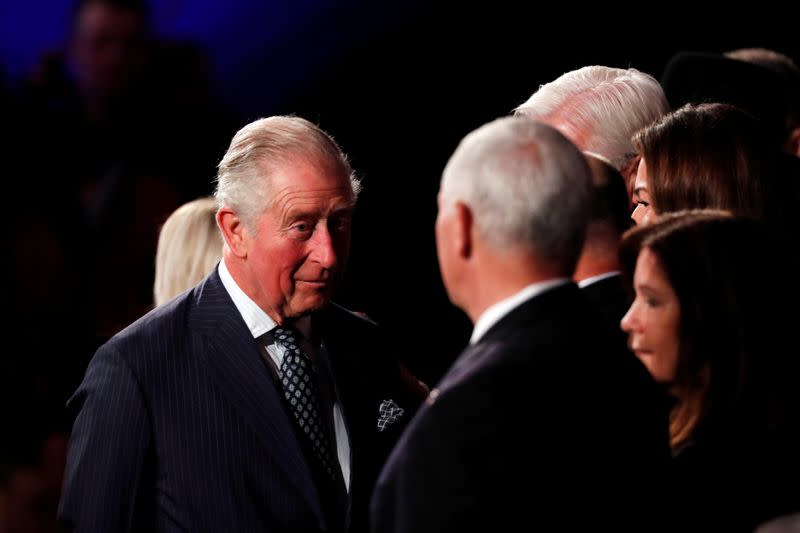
[310,225,338,269]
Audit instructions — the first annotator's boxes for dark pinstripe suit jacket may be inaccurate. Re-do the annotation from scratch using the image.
[59,269,415,532]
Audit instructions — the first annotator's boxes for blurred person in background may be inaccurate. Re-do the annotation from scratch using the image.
[153,197,223,306]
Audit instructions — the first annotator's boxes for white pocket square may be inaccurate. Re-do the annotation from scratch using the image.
[377,399,405,432]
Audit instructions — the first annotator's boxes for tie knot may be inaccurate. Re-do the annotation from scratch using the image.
[272,326,302,347]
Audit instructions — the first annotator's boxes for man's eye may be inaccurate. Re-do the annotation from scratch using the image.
[637,200,650,208]
[293,223,311,232]
[331,217,349,230]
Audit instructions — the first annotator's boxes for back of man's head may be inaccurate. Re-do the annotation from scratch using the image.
[571,153,632,281]
[585,153,632,236]
[724,48,800,148]
[514,66,669,172]
[725,48,799,77]
[440,117,592,273]
[661,51,800,151]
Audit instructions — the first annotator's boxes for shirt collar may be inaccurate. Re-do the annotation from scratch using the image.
[218,259,311,339]
[577,271,620,289]
[470,278,570,345]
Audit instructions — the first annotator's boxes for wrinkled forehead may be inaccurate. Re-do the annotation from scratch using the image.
[267,149,349,178]
[260,155,355,205]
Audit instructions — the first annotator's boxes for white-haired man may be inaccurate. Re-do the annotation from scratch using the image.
[60,116,423,533]
[515,65,669,200]
[370,117,670,532]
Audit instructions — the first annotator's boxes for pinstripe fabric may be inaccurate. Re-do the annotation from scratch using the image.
[58,269,415,532]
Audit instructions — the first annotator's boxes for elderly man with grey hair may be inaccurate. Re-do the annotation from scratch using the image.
[515,65,669,198]
[59,116,424,533]
[516,67,667,331]
[370,117,670,533]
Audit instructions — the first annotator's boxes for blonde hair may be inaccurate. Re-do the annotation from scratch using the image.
[154,197,223,306]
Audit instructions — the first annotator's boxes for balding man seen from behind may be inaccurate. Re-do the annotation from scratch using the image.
[370,117,671,533]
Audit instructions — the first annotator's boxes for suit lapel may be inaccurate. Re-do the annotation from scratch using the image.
[436,342,484,393]
[313,307,373,526]
[189,271,323,521]
[313,306,376,446]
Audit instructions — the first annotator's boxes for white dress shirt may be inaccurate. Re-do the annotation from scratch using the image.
[218,259,351,490]
[577,271,620,289]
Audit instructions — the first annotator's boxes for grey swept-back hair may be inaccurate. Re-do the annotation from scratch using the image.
[514,66,669,171]
[440,116,592,271]
[214,116,360,231]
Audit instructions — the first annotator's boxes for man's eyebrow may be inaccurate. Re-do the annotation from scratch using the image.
[331,205,355,215]
[284,208,319,219]
[285,204,354,219]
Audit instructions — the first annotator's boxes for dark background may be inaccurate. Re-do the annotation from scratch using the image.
[2,0,798,384]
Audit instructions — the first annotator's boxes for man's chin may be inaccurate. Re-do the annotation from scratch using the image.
[290,293,334,316]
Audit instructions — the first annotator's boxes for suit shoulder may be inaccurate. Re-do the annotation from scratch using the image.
[101,291,194,365]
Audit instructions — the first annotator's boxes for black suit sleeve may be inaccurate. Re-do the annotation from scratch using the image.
[371,387,494,533]
[58,346,152,532]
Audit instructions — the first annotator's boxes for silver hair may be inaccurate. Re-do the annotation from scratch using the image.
[214,116,360,230]
[514,66,669,170]
[440,117,592,269]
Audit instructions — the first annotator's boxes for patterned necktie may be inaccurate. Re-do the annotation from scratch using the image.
[272,326,340,483]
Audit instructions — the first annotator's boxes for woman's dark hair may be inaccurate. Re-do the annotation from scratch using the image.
[633,103,776,221]
[620,211,794,449]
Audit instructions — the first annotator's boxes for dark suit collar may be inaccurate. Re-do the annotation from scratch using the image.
[477,281,580,345]
[311,304,376,522]
[469,278,571,345]
[311,304,361,434]
[189,270,325,524]
[441,283,583,389]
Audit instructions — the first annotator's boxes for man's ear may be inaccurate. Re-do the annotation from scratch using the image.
[453,201,473,260]
[217,207,249,258]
